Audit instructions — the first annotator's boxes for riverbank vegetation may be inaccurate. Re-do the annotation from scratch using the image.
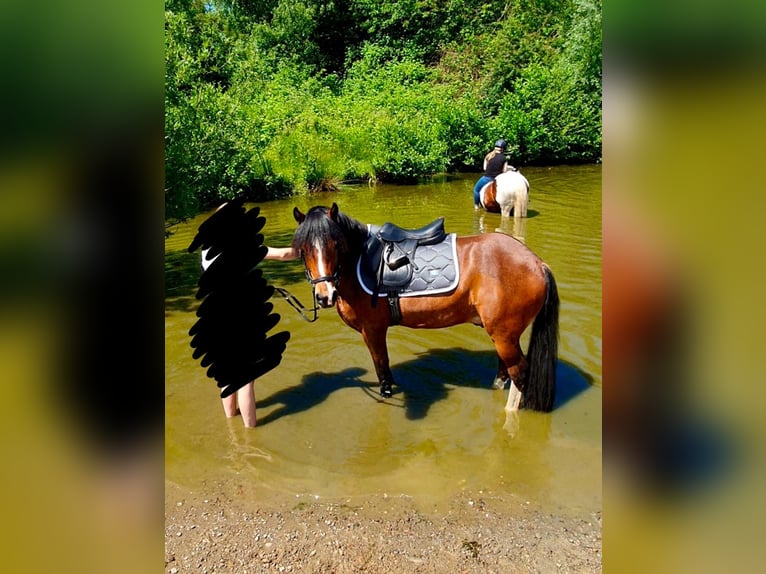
[165,0,601,218]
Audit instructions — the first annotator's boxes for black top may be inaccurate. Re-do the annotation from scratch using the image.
[483,153,507,178]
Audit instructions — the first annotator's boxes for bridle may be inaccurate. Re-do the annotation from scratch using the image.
[272,228,345,323]
[304,264,341,288]
[303,249,341,293]
[270,251,341,324]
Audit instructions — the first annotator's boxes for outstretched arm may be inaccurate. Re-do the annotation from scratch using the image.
[264,246,299,261]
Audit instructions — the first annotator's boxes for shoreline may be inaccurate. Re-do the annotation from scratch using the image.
[165,480,601,573]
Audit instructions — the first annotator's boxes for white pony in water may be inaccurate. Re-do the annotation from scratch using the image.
[479,167,530,218]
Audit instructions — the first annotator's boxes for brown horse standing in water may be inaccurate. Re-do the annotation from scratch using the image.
[292,203,559,412]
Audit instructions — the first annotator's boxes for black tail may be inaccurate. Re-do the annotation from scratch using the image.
[521,266,559,411]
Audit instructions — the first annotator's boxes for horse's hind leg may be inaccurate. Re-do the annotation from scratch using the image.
[492,339,529,412]
[492,355,510,389]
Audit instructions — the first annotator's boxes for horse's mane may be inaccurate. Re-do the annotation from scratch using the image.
[292,205,368,256]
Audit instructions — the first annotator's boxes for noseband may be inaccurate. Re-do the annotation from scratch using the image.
[304,266,341,287]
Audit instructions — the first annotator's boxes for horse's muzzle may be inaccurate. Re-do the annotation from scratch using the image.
[315,290,338,308]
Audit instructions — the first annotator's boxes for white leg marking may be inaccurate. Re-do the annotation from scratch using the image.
[505,380,522,412]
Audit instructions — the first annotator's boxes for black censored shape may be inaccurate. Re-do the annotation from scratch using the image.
[188,198,290,397]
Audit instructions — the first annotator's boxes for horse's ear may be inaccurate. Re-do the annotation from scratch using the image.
[329,202,339,221]
[293,206,305,223]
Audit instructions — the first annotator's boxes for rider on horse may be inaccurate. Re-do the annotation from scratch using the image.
[473,139,509,209]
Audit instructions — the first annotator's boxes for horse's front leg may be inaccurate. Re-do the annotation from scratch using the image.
[361,327,395,397]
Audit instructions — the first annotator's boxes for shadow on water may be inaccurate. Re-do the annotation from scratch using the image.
[257,367,374,426]
[554,360,595,409]
[392,349,593,418]
[256,348,594,426]
[392,348,493,420]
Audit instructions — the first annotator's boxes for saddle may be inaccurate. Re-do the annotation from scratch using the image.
[374,218,445,268]
[359,218,455,324]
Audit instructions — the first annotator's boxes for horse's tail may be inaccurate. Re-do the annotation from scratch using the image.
[515,177,529,218]
[521,265,559,411]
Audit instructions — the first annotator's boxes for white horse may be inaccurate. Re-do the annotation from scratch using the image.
[479,168,530,218]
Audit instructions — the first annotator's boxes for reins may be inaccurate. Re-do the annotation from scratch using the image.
[272,264,341,324]
[273,286,321,323]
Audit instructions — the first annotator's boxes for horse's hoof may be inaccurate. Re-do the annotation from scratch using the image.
[380,386,393,398]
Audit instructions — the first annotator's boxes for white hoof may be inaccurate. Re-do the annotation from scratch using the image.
[504,381,522,412]
[492,376,506,390]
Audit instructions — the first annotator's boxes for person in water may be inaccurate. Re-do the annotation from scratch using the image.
[199,209,299,428]
[473,139,510,209]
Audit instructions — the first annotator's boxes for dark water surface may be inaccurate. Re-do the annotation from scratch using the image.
[165,165,601,515]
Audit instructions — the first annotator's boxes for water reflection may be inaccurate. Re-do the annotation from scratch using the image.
[472,207,530,242]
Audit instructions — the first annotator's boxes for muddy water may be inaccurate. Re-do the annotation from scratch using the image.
[165,165,601,515]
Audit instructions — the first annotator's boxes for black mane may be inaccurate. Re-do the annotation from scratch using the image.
[292,205,368,257]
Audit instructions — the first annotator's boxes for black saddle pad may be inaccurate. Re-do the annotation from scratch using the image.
[356,234,459,297]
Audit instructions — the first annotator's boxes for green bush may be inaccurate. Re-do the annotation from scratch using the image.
[164,0,601,216]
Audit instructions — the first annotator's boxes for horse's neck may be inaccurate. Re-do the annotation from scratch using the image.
[350,220,370,247]
[338,213,369,254]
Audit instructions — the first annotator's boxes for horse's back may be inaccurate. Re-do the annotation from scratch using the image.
[458,233,545,284]
[395,233,546,328]
[496,170,529,191]
[454,233,548,332]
